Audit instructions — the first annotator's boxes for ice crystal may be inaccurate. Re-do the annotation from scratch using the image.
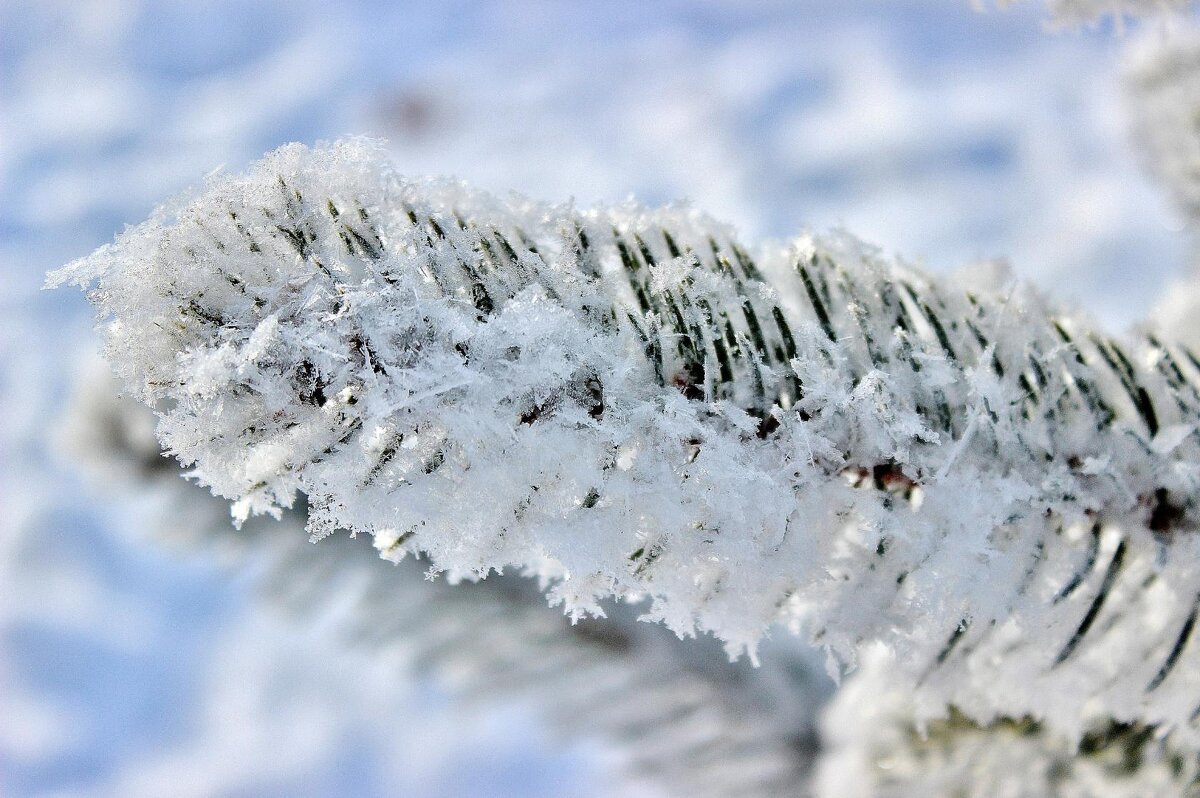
[50,139,1200,744]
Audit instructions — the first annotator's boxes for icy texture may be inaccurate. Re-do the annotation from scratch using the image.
[51,139,1200,742]
[816,647,1200,797]
[60,363,829,798]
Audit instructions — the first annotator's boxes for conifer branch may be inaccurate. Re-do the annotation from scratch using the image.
[59,365,827,798]
[50,139,1200,743]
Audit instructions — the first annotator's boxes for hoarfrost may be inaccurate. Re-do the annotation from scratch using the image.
[50,138,1200,745]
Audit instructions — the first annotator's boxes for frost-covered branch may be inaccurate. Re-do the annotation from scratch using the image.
[59,363,828,798]
[51,139,1200,742]
[815,648,1200,798]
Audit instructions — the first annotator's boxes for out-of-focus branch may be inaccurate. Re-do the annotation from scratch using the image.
[816,647,1200,797]
[980,0,1196,26]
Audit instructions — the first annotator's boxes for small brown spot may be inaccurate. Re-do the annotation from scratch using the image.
[756,413,781,439]
[1149,487,1185,533]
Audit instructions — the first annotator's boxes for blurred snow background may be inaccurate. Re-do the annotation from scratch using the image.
[1,0,1194,795]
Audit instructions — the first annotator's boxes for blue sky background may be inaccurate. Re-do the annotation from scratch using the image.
[1,1,1194,795]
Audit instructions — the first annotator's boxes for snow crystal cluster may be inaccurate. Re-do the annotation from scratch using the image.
[59,362,827,798]
[51,139,1200,751]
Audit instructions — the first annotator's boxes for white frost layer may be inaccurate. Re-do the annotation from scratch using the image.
[51,139,1200,744]
[816,645,1199,798]
[59,363,827,798]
